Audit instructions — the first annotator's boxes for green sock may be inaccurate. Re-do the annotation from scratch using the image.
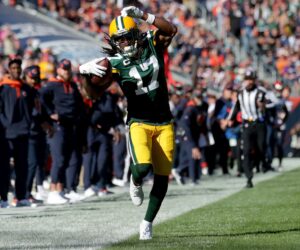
[130,163,152,185]
[145,175,168,222]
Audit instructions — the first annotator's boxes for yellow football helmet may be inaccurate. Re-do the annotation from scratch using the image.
[109,16,140,58]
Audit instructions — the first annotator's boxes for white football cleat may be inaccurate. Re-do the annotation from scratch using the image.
[83,187,97,199]
[47,191,68,205]
[129,175,144,206]
[139,220,152,240]
[35,189,48,201]
[65,191,84,203]
[112,177,126,187]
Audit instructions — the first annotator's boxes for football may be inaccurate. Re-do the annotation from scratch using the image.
[81,58,113,99]
[89,58,113,87]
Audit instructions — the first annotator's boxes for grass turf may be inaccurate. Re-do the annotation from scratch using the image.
[106,168,300,250]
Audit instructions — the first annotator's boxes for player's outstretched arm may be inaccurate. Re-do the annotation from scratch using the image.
[121,6,177,48]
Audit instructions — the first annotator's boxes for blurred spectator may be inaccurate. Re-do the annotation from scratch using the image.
[38,49,56,80]
[172,88,208,185]
[0,25,21,56]
[23,65,52,203]
[289,122,300,157]
[0,57,38,207]
[83,91,124,198]
[39,59,85,205]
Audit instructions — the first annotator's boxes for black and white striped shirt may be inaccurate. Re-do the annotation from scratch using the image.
[228,85,270,122]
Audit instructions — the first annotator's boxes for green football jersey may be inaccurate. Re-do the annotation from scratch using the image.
[108,30,173,125]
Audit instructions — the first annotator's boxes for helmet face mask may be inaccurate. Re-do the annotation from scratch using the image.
[111,29,140,57]
[109,16,141,58]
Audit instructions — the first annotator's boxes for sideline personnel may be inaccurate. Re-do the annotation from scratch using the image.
[40,59,86,204]
[228,69,272,188]
[0,58,37,207]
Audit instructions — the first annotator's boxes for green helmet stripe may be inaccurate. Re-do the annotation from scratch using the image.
[120,17,125,30]
[116,16,124,32]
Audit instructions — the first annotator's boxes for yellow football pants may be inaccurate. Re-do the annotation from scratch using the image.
[128,122,175,176]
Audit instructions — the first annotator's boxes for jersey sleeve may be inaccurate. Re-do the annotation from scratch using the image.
[107,55,122,75]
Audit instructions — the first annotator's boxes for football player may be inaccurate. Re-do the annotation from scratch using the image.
[79,6,177,240]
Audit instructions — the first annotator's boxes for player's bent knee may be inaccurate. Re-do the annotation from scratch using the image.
[130,163,152,184]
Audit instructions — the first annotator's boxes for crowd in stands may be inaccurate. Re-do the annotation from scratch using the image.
[2,1,299,93]
[0,0,299,207]
[208,0,300,94]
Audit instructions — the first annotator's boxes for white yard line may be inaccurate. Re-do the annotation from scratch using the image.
[0,159,299,250]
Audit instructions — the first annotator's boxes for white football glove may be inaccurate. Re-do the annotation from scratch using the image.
[79,58,107,77]
[121,6,144,19]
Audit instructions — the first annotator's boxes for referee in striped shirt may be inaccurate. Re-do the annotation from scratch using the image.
[228,69,271,188]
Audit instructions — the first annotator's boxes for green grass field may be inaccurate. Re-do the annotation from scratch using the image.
[107,168,300,250]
